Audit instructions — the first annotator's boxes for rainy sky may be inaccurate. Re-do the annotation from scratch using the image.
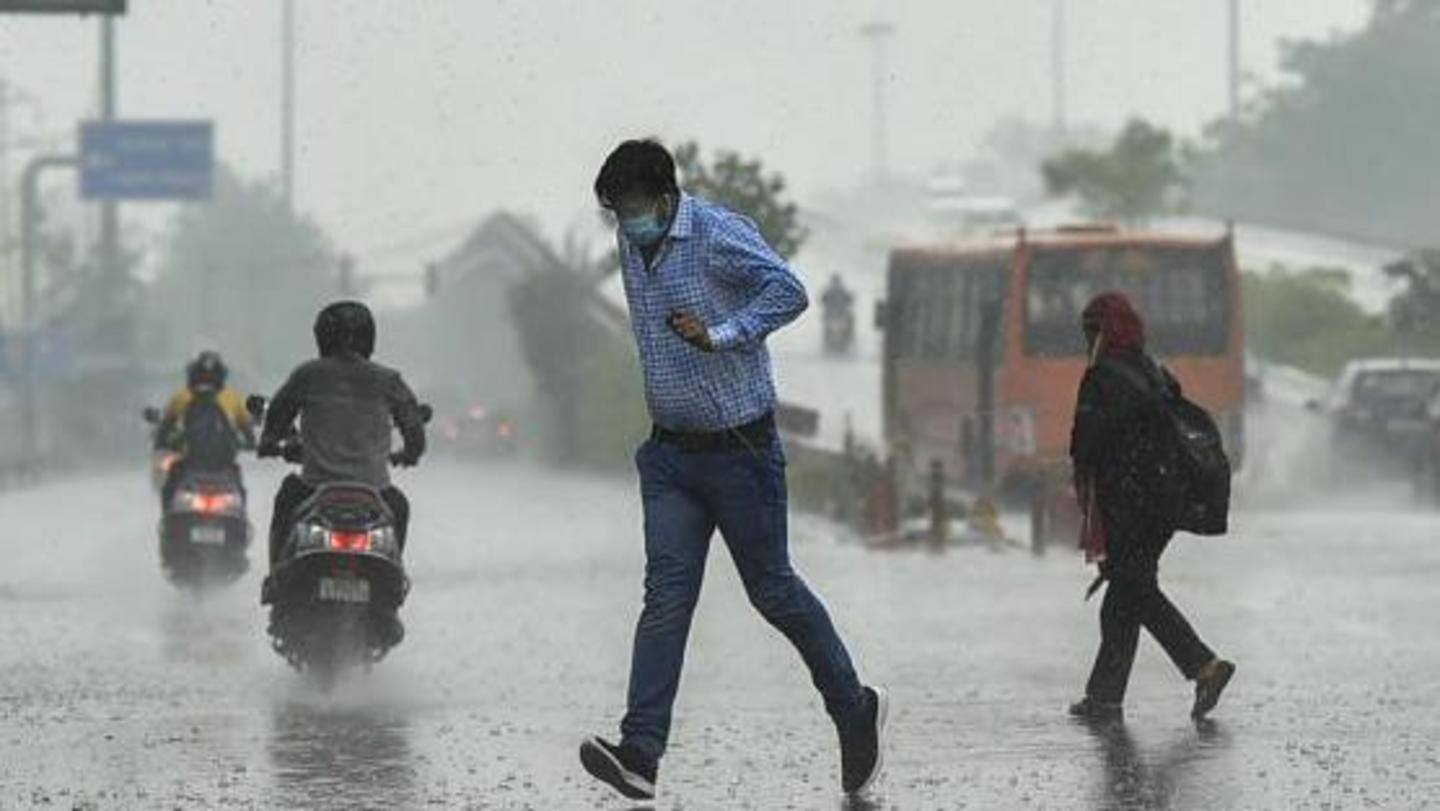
[1,1,1368,274]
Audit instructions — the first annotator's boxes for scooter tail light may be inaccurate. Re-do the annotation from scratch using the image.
[328,530,372,552]
[193,491,239,515]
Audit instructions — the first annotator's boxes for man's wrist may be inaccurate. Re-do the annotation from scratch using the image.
[707,322,742,351]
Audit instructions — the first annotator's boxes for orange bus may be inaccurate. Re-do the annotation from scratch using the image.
[877,226,1245,527]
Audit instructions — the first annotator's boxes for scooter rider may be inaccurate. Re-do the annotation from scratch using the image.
[821,273,854,319]
[156,350,254,505]
[820,274,855,354]
[257,301,426,569]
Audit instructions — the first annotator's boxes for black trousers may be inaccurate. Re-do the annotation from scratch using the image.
[1085,542,1215,704]
[268,474,410,565]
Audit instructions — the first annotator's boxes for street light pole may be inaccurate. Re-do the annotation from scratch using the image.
[1223,0,1242,218]
[859,20,894,185]
[99,14,118,283]
[281,0,295,211]
[1227,0,1240,127]
[1051,0,1067,135]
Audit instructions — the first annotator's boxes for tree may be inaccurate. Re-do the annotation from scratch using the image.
[1372,0,1440,21]
[1041,119,1186,223]
[1190,1,1440,243]
[507,254,645,468]
[1243,266,1394,376]
[24,187,145,364]
[673,141,808,259]
[149,165,337,382]
[961,116,1106,202]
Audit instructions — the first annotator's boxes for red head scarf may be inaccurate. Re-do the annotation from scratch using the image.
[1081,291,1146,355]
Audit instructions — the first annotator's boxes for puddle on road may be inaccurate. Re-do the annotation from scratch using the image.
[267,700,418,809]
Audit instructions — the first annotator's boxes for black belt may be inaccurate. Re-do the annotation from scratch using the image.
[651,412,775,452]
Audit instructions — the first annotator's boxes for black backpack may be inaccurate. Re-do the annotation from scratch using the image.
[181,389,240,468]
[1099,358,1231,536]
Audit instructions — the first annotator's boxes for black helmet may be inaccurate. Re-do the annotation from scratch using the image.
[186,350,228,390]
[314,300,375,359]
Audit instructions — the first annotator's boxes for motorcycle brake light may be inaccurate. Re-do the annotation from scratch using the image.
[328,530,372,552]
[192,491,238,515]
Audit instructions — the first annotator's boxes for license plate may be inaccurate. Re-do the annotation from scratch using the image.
[317,576,370,604]
[190,525,227,545]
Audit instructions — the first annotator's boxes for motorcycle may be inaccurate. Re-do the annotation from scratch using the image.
[247,395,429,688]
[823,307,856,355]
[141,406,252,588]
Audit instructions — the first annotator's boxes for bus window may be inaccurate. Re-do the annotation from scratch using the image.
[1024,246,1229,357]
[921,269,954,359]
[890,257,1005,363]
[893,271,921,358]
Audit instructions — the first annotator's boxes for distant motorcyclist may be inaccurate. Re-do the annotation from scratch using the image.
[821,273,854,317]
[156,350,254,504]
[258,301,426,568]
[821,273,856,354]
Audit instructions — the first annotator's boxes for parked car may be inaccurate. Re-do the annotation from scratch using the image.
[1314,358,1440,480]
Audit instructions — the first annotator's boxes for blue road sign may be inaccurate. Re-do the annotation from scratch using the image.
[80,120,213,201]
[0,1,125,12]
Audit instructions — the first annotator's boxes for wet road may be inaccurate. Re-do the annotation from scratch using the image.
[3,461,1439,809]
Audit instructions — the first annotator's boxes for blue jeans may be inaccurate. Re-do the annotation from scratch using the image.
[619,435,865,762]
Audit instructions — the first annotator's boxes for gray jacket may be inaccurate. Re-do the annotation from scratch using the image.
[262,353,425,488]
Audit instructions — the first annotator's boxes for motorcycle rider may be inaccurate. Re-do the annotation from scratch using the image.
[258,301,426,571]
[821,273,855,353]
[821,273,854,317]
[156,350,254,505]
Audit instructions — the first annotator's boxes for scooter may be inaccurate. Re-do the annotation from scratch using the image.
[823,308,856,356]
[142,407,251,588]
[247,395,428,689]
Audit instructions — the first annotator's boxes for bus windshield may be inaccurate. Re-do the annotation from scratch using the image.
[889,255,1006,363]
[1024,245,1229,357]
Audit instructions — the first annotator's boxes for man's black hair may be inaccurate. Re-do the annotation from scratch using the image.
[314,300,376,359]
[594,139,679,209]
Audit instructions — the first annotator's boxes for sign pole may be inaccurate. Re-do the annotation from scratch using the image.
[98,14,122,324]
[19,154,78,471]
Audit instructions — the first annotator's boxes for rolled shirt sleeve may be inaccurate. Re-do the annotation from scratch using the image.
[704,215,809,351]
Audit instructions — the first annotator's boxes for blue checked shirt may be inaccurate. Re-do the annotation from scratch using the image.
[617,194,808,432]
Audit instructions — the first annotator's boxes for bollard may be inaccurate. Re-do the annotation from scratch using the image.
[928,459,948,552]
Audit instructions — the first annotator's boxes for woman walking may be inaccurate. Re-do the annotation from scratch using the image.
[1068,291,1236,722]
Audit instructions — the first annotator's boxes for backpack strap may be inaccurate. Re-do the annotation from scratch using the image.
[1097,356,1171,402]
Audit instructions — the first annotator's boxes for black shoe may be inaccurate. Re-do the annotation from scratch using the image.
[1191,659,1236,719]
[1068,696,1124,722]
[579,736,656,801]
[839,685,889,795]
